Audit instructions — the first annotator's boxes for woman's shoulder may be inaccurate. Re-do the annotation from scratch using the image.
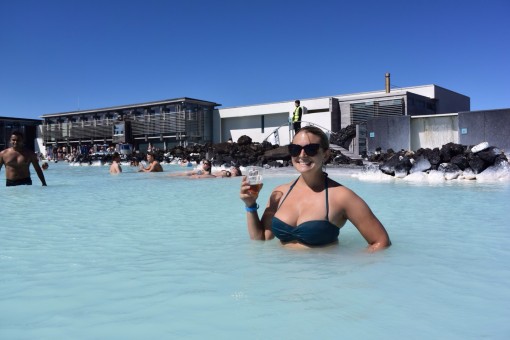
[271,180,294,194]
[327,178,355,195]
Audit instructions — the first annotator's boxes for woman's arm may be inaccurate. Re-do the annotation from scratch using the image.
[240,176,281,240]
[343,189,391,252]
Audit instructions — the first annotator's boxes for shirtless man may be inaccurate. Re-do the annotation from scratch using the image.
[109,152,122,174]
[0,131,47,186]
[138,152,163,172]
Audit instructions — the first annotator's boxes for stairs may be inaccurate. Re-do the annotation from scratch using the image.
[330,144,363,160]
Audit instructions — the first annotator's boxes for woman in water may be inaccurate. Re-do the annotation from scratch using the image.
[168,159,215,178]
[239,126,391,252]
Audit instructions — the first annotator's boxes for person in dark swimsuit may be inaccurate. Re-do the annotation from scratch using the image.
[6,177,33,186]
[271,174,341,247]
[0,131,47,187]
[239,126,391,251]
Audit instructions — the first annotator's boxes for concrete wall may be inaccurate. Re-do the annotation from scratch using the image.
[339,102,352,128]
[410,115,458,150]
[458,109,510,152]
[212,109,221,143]
[330,98,340,132]
[434,86,470,114]
[367,109,510,154]
[404,85,470,114]
[366,116,411,152]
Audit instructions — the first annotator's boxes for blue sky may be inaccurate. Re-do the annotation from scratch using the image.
[1,0,509,119]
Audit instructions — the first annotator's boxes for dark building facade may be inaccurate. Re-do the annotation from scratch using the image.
[40,97,220,152]
[0,116,42,151]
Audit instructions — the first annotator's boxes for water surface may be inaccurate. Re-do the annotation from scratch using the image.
[1,163,509,339]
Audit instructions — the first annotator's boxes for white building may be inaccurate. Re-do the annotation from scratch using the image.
[214,84,470,154]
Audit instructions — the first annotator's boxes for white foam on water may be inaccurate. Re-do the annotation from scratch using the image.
[351,166,394,182]
[426,170,446,182]
[476,161,510,182]
[403,171,428,182]
[410,157,431,173]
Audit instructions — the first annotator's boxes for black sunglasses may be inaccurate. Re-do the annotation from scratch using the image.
[288,143,321,157]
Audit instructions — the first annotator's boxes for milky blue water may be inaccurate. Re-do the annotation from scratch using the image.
[1,162,509,339]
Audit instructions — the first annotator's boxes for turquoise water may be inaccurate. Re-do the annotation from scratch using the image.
[1,163,509,339]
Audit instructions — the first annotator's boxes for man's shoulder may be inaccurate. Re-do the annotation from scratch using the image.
[0,147,13,157]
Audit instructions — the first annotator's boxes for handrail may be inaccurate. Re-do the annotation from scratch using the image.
[263,120,339,143]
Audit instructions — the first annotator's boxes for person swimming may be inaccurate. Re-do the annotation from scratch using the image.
[239,126,391,251]
[168,159,215,178]
[213,166,242,178]
[138,152,163,172]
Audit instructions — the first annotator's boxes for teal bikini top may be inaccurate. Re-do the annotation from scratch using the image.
[271,175,340,246]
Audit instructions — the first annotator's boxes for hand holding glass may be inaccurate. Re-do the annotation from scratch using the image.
[247,166,263,195]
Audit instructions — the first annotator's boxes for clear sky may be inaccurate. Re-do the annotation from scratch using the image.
[1,0,509,119]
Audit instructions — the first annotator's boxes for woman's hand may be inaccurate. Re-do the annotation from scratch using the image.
[240,176,263,207]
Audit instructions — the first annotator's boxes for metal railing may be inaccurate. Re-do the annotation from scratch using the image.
[262,120,335,142]
[262,120,360,156]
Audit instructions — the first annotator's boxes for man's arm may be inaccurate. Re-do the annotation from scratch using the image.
[0,151,4,172]
[31,153,47,186]
[140,161,157,172]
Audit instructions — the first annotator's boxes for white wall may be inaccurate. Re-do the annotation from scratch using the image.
[217,97,332,144]
[410,115,459,150]
[222,113,290,144]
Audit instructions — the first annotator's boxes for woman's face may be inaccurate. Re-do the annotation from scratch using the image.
[291,132,328,174]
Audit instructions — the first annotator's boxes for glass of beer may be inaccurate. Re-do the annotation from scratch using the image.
[247,166,263,195]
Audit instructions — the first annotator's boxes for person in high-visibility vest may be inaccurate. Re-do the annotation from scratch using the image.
[292,100,302,133]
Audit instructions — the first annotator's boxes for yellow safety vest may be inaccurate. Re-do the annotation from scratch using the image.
[292,106,302,122]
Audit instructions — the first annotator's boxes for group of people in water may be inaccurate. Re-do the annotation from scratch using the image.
[108,151,242,178]
[1,128,391,252]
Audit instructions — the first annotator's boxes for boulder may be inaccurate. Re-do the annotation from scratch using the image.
[330,124,356,149]
[440,142,465,162]
[332,153,351,165]
[237,135,252,146]
[410,156,431,173]
[477,147,500,164]
[264,146,290,161]
[379,154,412,176]
[471,141,489,153]
[437,163,462,180]
[462,168,477,180]
[467,155,488,174]
[450,154,469,170]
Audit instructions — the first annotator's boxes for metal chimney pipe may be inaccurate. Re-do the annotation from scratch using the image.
[385,73,390,93]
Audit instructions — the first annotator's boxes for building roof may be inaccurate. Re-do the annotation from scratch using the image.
[40,97,221,118]
[0,116,42,123]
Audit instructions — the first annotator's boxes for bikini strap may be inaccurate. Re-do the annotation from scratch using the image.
[324,172,330,220]
[276,176,300,210]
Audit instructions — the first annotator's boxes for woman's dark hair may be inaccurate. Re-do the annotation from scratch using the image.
[203,159,212,174]
[295,126,329,150]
